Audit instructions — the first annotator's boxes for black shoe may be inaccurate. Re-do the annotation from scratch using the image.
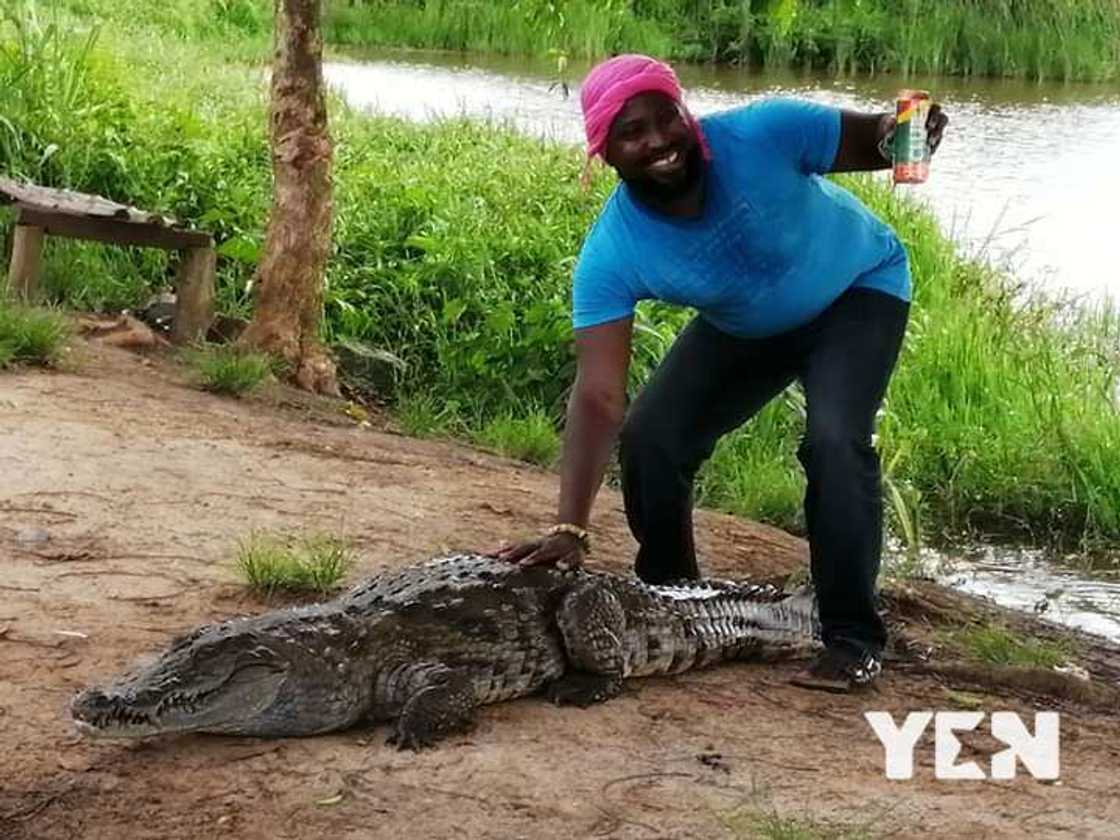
[790,644,882,693]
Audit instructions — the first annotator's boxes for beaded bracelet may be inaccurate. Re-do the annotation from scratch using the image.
[547,523,591,554]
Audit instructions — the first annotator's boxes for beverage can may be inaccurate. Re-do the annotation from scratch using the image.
[892,90,931,184]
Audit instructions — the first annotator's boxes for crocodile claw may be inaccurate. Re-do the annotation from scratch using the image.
[546,673,623,708]
[386,724,432,751]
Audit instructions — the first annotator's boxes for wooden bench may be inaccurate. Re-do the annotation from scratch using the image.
[1,177,216,344]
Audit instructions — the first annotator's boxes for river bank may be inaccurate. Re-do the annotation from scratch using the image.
[2,338,1119,840]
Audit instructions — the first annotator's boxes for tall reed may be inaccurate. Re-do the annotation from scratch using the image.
[0,1,132,193]
[324,0,1120,82]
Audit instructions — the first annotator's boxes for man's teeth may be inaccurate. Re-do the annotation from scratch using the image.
[649,150,680,169]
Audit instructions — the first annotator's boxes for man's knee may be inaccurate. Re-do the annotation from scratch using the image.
[797,426,877,470]
[621,409,707,478]
[619,403,664,463]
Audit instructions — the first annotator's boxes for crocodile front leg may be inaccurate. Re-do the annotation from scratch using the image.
[381,663,479,750]
[549,580,626,707]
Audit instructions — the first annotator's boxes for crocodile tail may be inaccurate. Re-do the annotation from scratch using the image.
[623,580,819,676]
[687,583,820,668]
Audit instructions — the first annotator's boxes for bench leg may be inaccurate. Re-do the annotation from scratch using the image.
[171,245,216,344]
[7,224,44,303]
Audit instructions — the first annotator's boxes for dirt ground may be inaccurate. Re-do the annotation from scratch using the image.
[1,339,1118,840]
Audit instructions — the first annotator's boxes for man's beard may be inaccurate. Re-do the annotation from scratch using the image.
[624,142,704,205]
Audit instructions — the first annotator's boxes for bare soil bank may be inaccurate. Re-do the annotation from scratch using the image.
[1,340,1117,839]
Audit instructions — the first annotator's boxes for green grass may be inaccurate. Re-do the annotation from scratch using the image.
[723,807,877,840]
[945,624,1074,669]
[695,389,807,534]
[393,392,463,438]
[0,301,70,367]
[185,344,274,396]
[234,530,355,595]
[719,777,889,839]
[40,240,173,313]
[473,409,561,467]
[324,0,1120,82]
[942,688,989,709]
[6,0,1120,558]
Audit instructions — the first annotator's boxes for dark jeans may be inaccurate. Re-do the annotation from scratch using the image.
[618,287,910,655]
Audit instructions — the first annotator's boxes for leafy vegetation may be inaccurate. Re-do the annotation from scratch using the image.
[393,392,462,438]
[5,0,1120,556]
[474,409,562,467]
[723,805,877,840]
[234,530,355,595]
[185,344,275,395]
[325,0,1120,82]
[944,624,1074,669]
[0,300,70,367]
[941,688,990,709]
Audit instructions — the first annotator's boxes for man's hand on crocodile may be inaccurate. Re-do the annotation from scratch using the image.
[493,531,587,570]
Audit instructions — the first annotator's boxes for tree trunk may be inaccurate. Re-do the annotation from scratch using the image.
[240,0,338,395]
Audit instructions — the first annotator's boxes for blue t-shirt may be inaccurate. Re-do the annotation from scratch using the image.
[572,98,910,338]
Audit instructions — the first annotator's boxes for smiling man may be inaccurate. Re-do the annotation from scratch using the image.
[499,55,947,693]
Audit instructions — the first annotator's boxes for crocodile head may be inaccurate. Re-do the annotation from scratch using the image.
[71,612,372,738]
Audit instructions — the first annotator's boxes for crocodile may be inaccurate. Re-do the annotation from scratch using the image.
[71,553,819,747]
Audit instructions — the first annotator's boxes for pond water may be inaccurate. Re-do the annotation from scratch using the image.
[931,547,1120,642]
[324,49,1120,643]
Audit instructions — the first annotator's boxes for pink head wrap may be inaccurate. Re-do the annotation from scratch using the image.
[579,54,710,164]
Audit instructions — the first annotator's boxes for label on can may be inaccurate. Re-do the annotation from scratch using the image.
[893,90,931,184]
